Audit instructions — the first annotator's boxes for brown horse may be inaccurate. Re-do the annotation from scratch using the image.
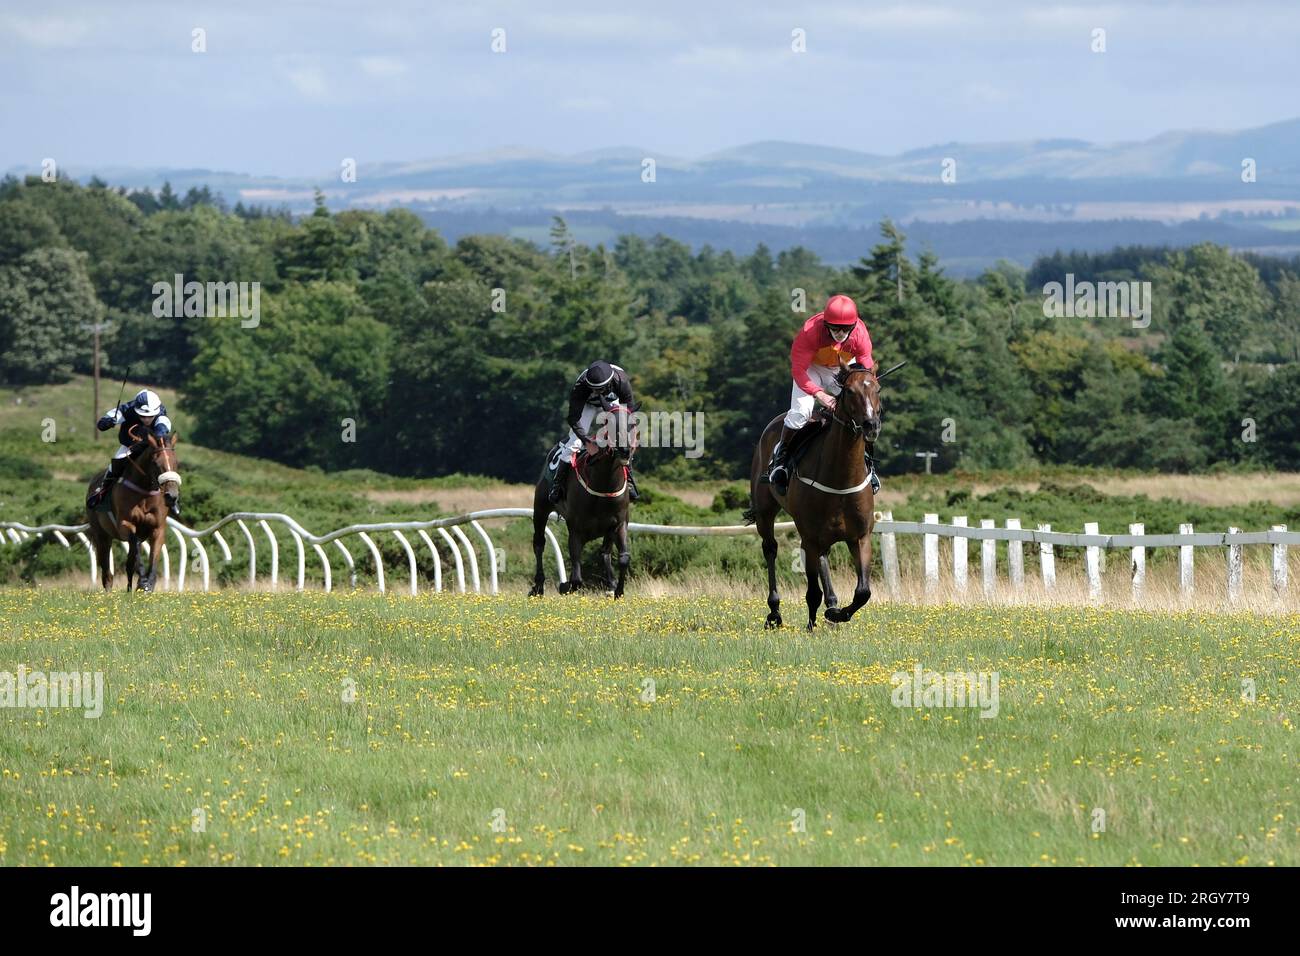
[748,356,882,629]
[530,404,636,597]
[85,431,182,592]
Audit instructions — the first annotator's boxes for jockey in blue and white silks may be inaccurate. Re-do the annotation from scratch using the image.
[86,389,173,508]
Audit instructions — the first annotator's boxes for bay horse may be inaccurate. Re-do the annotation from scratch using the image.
[85,430,182,592]
[747,356,882,629]
[530,404,637,598]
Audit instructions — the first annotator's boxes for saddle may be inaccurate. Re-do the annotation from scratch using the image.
[787,416,830,478]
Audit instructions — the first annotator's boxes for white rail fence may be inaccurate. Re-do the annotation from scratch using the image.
[0,509,1291,602]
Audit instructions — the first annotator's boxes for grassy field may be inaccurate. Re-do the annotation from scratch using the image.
[1,590,1295,866]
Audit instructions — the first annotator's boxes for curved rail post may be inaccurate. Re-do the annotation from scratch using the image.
[235,519,256,587]
[332,538,356,588]
[543,525,567,585]
[312,542,332,593]
[191,536,211,592]
[211,529,233,564]
[159,542,171,590]
[289,528,305,591]
[416,529,442,592]
[257,519,279,589]
[437,527,466,593]
[75,531,95,585]
[391,530,418,596]
[469,520,499,595]
[451,525,480,593]
[356,532,385,594]
[172,525,188,592]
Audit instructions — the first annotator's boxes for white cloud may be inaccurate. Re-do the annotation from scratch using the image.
[281,63,328,99]
[358,56,408,78]
[1,14,95,48]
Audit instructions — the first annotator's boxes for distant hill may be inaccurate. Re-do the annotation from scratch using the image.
[22,117,1300,273]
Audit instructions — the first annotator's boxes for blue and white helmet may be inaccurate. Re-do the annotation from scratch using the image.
[134,389,163,417]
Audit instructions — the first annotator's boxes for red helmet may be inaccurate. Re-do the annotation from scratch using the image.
[824,294,858,327]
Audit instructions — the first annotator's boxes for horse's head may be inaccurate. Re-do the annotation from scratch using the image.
[143,432,183,516]
[836,354,882,442]
[593,403,639,467]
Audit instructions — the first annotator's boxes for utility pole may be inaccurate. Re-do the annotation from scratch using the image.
[82,320,112,440]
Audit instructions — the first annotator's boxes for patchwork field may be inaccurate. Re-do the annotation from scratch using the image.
[0,591,1295,866]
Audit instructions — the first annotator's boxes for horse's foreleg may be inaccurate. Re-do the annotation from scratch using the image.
[803,544,824,631]
[560,532,584,594]
[141,527,164,593]
[827,535,873,623]
[599,531,616,594]
[613,523,630,599]
[529,513,547,597]
[819,554,838,611]
[760,525,781,628]
[95,536,112,591]
[125,533,138,592]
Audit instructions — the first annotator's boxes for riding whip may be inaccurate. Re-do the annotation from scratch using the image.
[877,361,907,382]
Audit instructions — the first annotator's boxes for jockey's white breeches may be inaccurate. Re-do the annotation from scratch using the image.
[112,444,132,461]
[784,365,843,430]
[563,404,600,454]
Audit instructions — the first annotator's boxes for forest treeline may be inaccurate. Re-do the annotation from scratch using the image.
[3,174,1300,481]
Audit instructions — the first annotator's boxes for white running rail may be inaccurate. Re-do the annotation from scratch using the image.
[0,510,1291,602]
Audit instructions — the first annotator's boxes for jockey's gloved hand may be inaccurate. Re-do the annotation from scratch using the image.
[96,415,116,431]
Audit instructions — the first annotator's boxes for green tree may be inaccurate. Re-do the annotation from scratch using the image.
[0,248,102,383]
[187,283,391,469]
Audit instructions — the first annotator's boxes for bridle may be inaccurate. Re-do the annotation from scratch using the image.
[829,371,881,442]
[124,428,182,493]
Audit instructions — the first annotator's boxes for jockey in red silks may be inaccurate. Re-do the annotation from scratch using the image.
[763,294,878,495]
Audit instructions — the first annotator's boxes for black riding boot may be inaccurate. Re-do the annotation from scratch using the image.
[865,442,881,494]
[764,425,799,494]
[549,457,571,504]
[88,457,126,508]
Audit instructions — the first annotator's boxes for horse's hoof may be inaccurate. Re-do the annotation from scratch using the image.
[764,612,782,629]
[528,584,543,597]
[612,589,624,600]
[806,620,817,631]
[825,607,849,624]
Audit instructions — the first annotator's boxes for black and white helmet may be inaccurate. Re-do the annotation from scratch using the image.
[134,389,163,417]
[581,361,615,389]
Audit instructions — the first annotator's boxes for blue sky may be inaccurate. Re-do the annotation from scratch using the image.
[2,0,1297,176]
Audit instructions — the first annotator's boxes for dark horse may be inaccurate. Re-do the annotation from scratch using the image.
[85,430,182,592]
[530,404,637,597]
[748,356,882,629]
